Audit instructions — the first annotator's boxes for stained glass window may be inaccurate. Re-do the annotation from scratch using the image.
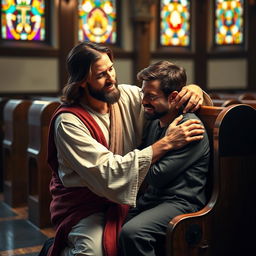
[215,0,244,45]
[1,0,46,41]
[78,0,117,44]
[160,0,191,47]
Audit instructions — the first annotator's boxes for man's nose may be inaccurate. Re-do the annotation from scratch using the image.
[106,71,115,81]
[141,96,148,105]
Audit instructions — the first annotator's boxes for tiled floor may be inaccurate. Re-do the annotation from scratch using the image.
[0,195,55,256]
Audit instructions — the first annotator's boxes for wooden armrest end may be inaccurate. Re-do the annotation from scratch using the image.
[168,204,212,230]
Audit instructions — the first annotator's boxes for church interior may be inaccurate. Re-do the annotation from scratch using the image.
[0,0,256,255]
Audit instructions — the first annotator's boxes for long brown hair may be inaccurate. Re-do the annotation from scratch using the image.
[61,41,113,105]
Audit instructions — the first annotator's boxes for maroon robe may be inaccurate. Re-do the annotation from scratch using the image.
[47,105,129,256]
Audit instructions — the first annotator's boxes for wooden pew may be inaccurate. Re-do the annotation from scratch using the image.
[27,100,60,228]
[213,98,256,109]
[209,93,221,100]
[0,97,8,192]
[237,93,256,100]
[212,99,241,107]
[240,100,256,109]
[32,96,61,102]
[211,92,256,101]
[2,99,31,207]
[166,104,256,256]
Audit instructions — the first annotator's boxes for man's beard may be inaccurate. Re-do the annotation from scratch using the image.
[87,81,121,104]
[143,104,168,120]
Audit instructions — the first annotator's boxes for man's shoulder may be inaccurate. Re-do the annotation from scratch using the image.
[118,84,140,91]
[119,83,137,88]
[118,84,142,106]
[182,113,210,147]
[119,84,140,94]
[182,112,200,122]
[55,112,83,126]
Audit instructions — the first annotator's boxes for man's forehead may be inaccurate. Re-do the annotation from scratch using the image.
[92,53,112,71]
[142,80,161,90]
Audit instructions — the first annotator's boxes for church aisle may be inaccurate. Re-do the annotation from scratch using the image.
[0,194,54,256]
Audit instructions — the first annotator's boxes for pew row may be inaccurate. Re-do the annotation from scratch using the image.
[213,99,256,109]
[212,99,241,107]
[0,97,8,192]
[166,104,256,256]
[240,100,256,109]
[2,99,31,207]
[27,100,60,228]
[210,92,256,101]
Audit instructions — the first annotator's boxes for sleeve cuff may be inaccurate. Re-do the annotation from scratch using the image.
[137,146,153,187]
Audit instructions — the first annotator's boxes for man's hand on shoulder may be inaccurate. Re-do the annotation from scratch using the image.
[175,84,204,113]
[165,115,204,150]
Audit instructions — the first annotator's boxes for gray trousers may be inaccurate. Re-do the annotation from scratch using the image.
[119,202,190,256]
[61,212,105,256]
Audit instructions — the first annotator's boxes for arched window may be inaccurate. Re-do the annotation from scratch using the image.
[215,0,244,46]
[160,0,191,47]
[78,0,118,44]
[1,0,49,42]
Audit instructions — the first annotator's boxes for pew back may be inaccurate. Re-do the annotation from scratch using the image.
[212,99,241,107]
[166,104,256,256]
[210,92,256,101]
[27,100,60,228]
[2,99,31,206]
[0,97,8,192]
[240,100,256,109]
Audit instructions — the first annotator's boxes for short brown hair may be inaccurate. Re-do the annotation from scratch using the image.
[137,60,187,97]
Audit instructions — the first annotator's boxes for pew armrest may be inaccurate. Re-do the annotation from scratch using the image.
[169,204,212,229]
[166,204,214,256]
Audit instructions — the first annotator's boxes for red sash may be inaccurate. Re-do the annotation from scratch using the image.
[47,105,129,256]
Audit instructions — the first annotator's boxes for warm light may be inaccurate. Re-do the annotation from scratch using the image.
[160,0,190,46]
[170,11,181,28]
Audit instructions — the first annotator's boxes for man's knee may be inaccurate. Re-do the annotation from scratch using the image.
[63,213,104,256]
[119,222,134,242]
[62,237,103,256]
[119,221,146,243]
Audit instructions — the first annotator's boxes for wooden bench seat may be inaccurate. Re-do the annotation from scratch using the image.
[27,100,60,228]
[166,104,256,256]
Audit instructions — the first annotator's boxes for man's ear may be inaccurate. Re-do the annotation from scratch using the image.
[80,81,87,88]
[168,91,178,104]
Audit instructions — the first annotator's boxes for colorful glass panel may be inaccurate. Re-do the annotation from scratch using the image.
[215,0,244,45]
[1,0,46,41]
[160,0,190,47]
[78,0,117,44]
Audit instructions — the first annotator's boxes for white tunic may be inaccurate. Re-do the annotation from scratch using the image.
[54,84,152,207]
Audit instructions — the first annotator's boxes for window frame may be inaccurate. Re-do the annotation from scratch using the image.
[77,0,122,48]
[210,0,247,54]
[155,0,193,55]
[0,0,57,57]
